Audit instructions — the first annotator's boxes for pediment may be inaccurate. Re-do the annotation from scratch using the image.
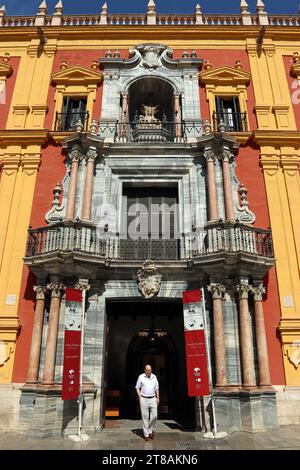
[51,66,103,86]
[0,62,13,79]
[200,66,251,86]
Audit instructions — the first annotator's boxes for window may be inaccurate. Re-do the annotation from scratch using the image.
[120,187,179,260]
[56,97,88,131]
[200,65,251,132]
[215,96,246,132]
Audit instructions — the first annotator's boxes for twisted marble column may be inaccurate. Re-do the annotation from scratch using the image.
[252,285,271,386]
[208,283,227,386]
[236,283,256,387]
[26,285,47,384]
[42,282,65,385]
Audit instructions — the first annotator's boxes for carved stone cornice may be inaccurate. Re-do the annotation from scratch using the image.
[47,282,65,298]
[208,283,226,300]
[0,129,50,146]
[33,285,48,301]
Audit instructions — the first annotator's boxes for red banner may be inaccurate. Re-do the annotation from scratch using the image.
[62,288,82,401]
[183,289,210,396]
[184,329,210,396]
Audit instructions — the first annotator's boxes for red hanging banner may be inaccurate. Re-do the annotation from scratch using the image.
[183,289,210,396]
[62,288,82,401]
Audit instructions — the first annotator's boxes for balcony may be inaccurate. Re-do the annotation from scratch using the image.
[213,111,248,132]
[54,111,90,132]
[98,120,203,143]
[25,221,273,261]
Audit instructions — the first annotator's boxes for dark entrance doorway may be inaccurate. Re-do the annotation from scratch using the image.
[104,299,194,426]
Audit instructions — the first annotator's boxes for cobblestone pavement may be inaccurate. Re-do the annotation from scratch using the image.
[0,421,300,450]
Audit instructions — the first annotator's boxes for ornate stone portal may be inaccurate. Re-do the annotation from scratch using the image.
[137,260,162,299]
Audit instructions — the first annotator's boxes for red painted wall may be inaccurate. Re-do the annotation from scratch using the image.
[236,146,285,385]
[0,57,20,129]
[283,55,300,130]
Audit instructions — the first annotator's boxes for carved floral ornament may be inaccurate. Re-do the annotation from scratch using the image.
[137,260,162,299]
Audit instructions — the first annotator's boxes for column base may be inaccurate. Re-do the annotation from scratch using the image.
[18,383,98,437]
[211,389,278,433]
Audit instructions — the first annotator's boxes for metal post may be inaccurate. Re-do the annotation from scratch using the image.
[201,287,218,437]
[78,287,86,438]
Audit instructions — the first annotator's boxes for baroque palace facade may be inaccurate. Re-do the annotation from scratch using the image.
[0,0,299,435]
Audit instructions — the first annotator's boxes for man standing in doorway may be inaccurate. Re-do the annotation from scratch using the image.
[135,365,159,441]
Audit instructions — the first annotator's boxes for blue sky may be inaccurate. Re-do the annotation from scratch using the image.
[3,0,299,16]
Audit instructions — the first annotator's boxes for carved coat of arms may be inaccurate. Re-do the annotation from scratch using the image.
[137,260,162,299]
[286,342,300,369]
[136,44,166,69]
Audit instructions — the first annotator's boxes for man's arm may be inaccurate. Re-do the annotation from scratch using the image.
[135,376,142,399]
[155,377,159,404]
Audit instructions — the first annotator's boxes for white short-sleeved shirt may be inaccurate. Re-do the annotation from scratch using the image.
[135,373,159,397]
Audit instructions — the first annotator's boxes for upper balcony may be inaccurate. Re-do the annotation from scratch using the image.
[98,120,203,144]
[24,220,274,280]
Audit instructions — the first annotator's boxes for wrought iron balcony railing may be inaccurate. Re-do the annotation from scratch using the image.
[54,111,90,132]
[25,221,274,261]
[98,120,203,143]
[213,111,248,132]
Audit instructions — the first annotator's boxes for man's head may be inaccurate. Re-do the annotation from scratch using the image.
[144,365,152,377]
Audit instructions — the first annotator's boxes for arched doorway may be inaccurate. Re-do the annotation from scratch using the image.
[104,299,194,425]
[119,77,182,142]
[126,330,178,418]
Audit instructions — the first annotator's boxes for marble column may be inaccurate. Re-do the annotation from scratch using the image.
[236,282,256,387]
[208,283,227,386]
[65,149,81,220]
[220,150,235,221]
[42,282,65,385]
[174,94,182,141]
[81,148,97,221]
[204,150,219,221]
[120,92,128,140]
[26,285,47,384]
[252,285,271,386]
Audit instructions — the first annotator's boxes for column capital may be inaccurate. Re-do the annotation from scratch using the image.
[33,285,48,301]
[85,148,97,163]
[204,149,216,163]
[74,280,91,291]
[69,148,82,163]
[47,282,65,298]
[219,149,232,163]
[208,283,226,300]
[251,285,266,302]
[236,283,250,299]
